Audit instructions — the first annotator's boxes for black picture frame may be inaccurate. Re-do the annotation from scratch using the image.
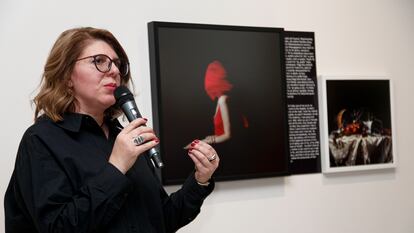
[148,22,290,185]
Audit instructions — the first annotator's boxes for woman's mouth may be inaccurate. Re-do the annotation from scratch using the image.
[104,83,117,91]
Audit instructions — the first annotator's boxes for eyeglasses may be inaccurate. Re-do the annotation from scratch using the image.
[76,54,129,77]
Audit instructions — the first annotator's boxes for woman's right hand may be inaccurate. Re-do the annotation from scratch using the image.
[109,118,159,174]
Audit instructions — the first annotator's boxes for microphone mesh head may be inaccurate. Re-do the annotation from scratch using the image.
[114,86,134,106]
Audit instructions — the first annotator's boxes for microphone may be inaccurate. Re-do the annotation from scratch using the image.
[114,86,164,168]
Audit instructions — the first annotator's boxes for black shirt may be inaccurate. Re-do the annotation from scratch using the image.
[4,113,214,233]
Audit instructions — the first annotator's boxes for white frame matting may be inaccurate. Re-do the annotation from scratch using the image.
[318,75,397,173]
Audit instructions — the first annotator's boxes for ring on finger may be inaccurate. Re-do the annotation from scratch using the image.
[208,153,217,162]
[133,135,145,146]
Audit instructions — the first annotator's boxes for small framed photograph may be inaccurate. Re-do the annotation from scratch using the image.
[318,76,397,173]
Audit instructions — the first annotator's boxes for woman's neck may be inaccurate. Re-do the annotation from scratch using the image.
[76,107,105,127]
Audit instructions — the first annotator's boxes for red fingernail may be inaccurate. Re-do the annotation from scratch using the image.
[194,139,200,143]
[189,148,193,152]
[143,118,148,121]
[154,139,159,143]
[191,142,195,147]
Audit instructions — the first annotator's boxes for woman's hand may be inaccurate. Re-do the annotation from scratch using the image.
[109,118,159,174]
[183,135,215,149]
[187,140,219,184]
[183,142,191,150]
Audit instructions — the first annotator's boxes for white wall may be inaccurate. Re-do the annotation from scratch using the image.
[1,0,413,232]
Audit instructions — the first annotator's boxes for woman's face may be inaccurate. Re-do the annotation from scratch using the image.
[70,40,122,114]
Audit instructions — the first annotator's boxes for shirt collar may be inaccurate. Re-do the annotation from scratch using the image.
[55,112,85,132]
[55,112,123,134]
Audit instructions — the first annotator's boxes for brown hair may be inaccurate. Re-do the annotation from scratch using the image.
[33,27,132,122]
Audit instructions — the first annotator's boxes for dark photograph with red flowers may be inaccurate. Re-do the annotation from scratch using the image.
[320,77,396,173]
[148,22,289,184]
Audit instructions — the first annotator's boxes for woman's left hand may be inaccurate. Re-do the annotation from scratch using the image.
[187,139,219,184]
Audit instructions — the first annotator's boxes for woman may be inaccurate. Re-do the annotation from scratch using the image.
[202,60,233,144]
[4,27,219,233]
[198,60,248,145]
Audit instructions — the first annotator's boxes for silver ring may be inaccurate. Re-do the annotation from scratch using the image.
[133,135,145,146]
[208,154,217,162]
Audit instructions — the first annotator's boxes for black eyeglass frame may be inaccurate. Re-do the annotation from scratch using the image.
[75,54,130,77]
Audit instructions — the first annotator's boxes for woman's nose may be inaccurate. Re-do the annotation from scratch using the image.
[108,62,121,77]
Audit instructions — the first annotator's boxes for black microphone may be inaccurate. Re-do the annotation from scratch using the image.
[114,86,164,168]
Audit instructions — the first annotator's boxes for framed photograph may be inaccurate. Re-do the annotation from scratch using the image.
[148,22,290,184]
[319,76,397,173]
